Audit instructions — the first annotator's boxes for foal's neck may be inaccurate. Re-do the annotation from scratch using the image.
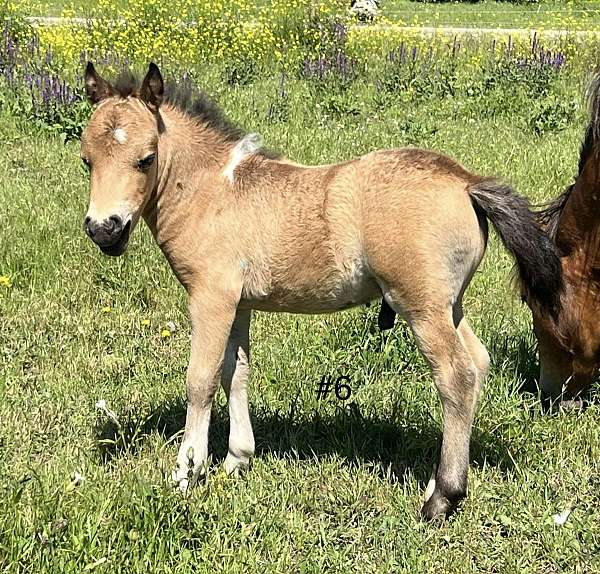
[143,106,234,245]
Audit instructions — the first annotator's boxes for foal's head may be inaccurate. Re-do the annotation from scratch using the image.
[81,62,164,256]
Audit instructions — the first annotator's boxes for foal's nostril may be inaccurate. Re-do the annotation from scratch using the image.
[107,215,123,235]
[84,215,125,246]
[84,216,95,238]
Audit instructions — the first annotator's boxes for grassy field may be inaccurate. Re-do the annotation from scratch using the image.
[2,66,600,572]
[383,0,600,30]
[27,0,600,31]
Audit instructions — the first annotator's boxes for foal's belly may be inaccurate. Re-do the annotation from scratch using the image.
[240,260,382,314]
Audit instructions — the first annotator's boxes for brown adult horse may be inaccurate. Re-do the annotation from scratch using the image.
[534,71,600,402]
[80,62,562,520]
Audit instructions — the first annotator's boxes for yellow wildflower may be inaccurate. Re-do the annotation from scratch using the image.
[161,329,171,338]
[0,275,11,288]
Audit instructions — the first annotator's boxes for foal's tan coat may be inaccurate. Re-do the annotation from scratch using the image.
[81,63,562,519]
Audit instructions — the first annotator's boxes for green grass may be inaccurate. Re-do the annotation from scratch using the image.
[2,70,600,572]
[382,0,600,30]
[29,0,600,30]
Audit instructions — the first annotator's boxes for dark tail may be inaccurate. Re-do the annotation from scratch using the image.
[469,179,563,319]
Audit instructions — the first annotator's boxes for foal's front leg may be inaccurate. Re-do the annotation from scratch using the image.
[220,309,254,475]
[172,293,237,494]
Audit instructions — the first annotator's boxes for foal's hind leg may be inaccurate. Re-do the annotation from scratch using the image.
[405,306,480,519]
[220,310,255,475]
[454,306,490,393]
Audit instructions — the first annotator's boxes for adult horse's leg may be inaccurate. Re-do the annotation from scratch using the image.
[220,309,255,475]
[403,304,480,520]
[172,294,237,494]
[378,298,396,330]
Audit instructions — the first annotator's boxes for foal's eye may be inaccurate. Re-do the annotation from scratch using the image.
[81,157,91,170]
[137,153,156,172]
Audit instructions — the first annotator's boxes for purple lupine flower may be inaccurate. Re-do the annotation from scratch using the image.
[332,21,347,43]
[278,72,287,98]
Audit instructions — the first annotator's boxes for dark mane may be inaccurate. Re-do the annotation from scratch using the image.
[111,70,279,156]
[535,69,600,241]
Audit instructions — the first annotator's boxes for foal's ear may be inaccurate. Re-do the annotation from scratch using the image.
[84,62,114,105]
[140,62,164,112]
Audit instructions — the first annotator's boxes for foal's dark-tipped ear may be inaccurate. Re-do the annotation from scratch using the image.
[84,62,114,105]
[140,62,164,112]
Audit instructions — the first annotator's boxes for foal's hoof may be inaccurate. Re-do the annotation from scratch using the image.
[171,463,205,495]
[174,475,191,496]
[223,452,251,477]
[420,479,464,522]
[171,467,192,495]
[421,491,454,521]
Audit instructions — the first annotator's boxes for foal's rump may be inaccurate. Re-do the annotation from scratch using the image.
[359,148,563,320]
[360,149,488,313]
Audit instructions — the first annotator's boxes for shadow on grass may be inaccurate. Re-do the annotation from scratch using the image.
[487,329,539,394]
[95,395,516,486]
[492,331,600,409]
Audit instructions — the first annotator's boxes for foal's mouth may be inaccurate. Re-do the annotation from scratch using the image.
[99,219,131,257]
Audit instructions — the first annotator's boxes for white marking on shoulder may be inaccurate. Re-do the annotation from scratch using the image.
[223,133,263,183]
[113,127,128,144]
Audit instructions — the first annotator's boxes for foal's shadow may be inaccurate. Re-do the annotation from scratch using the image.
[96,396,517,486]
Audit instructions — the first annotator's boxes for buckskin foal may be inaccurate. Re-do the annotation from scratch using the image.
[81,62,562,520]
[534,71,600,402]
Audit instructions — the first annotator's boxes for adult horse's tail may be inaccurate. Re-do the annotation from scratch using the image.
[469,179,563,319]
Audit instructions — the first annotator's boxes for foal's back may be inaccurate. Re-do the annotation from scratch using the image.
[233,147,486,317]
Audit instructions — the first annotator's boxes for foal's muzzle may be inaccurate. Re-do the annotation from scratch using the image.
[84,215,131,256]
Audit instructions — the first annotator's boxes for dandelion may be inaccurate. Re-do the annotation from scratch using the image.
[161,329,172,338]
[0,275,12,288]
[101,306,112,313]
[141,319,150,326]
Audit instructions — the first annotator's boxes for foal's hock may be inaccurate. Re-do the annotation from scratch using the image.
[81,62,563,520]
